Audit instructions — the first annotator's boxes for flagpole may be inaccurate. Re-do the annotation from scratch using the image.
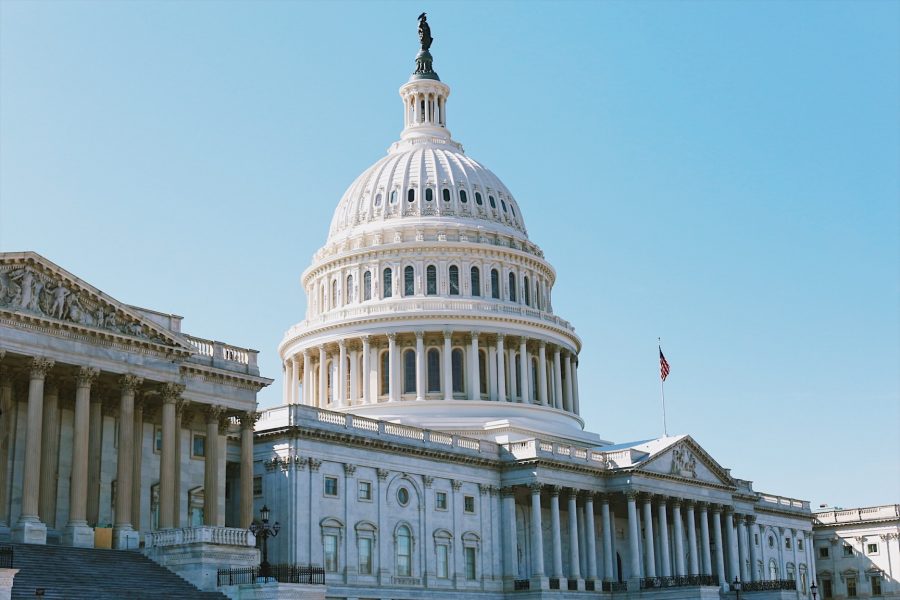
[659,337,668,437]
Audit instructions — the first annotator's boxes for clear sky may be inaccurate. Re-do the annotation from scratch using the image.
[2,1,898,509]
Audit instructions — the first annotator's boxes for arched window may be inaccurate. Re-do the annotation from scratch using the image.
[470,267,481,297]
[459,190,468,204]
[346,274,353,305]
[451,349,464,394]
[331,280,338,309]
[363,271,372,301]
[426,265,437,295]
[501,199,507,213]
[396,525,412,577]
[514,354,521,399]
[490,269,500,299]
[404,266,415,296]
[403,349,416,394]
[427,349,440,392]
[479,350,488,395]
[319,283,325,313]
[510,204,516,217]
[449,265,459,296]
[374,193,382,207]
[523,276,530,306]
[407,188,415,203]
[474,191,482,206]
[425,188,433,202]
[442,188,451,202]
[488,195,496,208]
[508,273,517,302]
[390,190,398,204]
[383,268,393,298]
[380,352,389,396]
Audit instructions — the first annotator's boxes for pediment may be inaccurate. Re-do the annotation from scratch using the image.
[0,252,191,352]
[634,436,735,487]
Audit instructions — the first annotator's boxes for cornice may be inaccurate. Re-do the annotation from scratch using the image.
[179,364,273,392]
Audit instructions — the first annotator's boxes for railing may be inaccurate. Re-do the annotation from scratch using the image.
[742,579,797,591]
[603,580,628,592]
[185,335,257,369]
[502,439,609,470]
[391,576,422,586]
[513,579,530,590]
[217,564,324,586]
[0,545,12,568]
[758,493,810,511]
[815,504,899,524]
[640,575,720,589]
[585,580,596,591]
[146,526,255,548]
[567,579,578,590]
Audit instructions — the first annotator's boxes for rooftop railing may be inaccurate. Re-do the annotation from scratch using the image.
[815,504,900,524]
[185,335,259,373]
[758,493,810,511]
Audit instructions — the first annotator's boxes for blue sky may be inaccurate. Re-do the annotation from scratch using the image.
[1,1,897,509]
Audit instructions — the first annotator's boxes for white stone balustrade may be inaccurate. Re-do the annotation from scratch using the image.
[145,526,256,549]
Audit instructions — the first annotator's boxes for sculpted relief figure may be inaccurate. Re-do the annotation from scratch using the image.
[49,284,71,319]
[670,445,698,479]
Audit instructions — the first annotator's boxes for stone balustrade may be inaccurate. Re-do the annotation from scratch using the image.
[814,503,899,524]
[185,335,258,372]
[145,526,256,549]
[759,493,810,511]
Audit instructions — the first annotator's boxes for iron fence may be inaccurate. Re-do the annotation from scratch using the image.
[742,579,797,592]
[640,575,720,589]
[602,580,628,592]
[513,579,530,590]
[217,564,324,586]
[0,546,11,569]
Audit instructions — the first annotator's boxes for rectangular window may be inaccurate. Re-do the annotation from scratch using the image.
[847,577,857,597]
[785,537,792,549]
[436,491,448,510]
[464,495,475,514]
[253,476,263,497]
[324,476,338,497]
[843,543,854,556]
[798,538,804,551]
[819,546,829,559]
[358,481,372,501]
[872,576,882,596]
[324,534,338,572]
[867,543,878,554]
[192,433,205,458]
[754,533,759,545]
[465,546,476,580]
[153,426,162,454]
[358,538,373,575]
[436,545,449,579]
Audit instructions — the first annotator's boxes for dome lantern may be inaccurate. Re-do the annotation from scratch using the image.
[399,13,451,143]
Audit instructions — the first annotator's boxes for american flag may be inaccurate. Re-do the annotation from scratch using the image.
[659,347,670,382]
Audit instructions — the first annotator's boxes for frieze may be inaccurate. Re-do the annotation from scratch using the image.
[671,444,698,479]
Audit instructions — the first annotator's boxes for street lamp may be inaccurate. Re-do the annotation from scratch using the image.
[810,581,818,600]
[733,577,742,600]
[249,504,281,580]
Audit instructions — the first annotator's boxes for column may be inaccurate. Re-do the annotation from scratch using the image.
[738,514,750,582]
[337,341,347,408]
[317,346,327,407]
[711,505,726,586]
[470,332,480,400]
[203,405,223,526]
[699,503,713,576]
[131,394,144,534]
[158,383,182,529]
[686,501,699,575]
[657,497,672,576]
[442,331,453,400]
[282,360,290,404]
[13,357,54,544]
[291,357,300,405]
[0,367,13,528]
[87,389,103,527]
[173,399,185,527]
[529,483,544,578]
[549,486,564,580]
[518,338,529,404]
[415,332,425,401]
[301,351,311,405]
[584,493,598,581]
[673,499,686,576]
[567,489,581,582]
[501,487,517,580]
[642,495,657,577]
[572,357,580,414]
[113,374,142,549]
[387,334,398,402]
[239,412,257,529]
[537,342,548,405]
[791,528,800,589]
[563,352,574,412]
[601,495,615,581]
[552,349,563,409]
[38,382,59,528]
[748,516,759,582]
[360,338,370,404]
[626,492,642,583]
[724,508,739,583]
[496,334,507,402]
[62,367,98,546]
[349,347,359,405]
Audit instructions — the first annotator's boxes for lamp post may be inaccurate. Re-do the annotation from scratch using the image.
[733,576,742,600]
[249,505,281,580]
[810,581,818,600]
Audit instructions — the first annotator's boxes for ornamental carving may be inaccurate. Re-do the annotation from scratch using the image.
[451,479,463,491]
[308,458,323,472]
[670,444,698,479]
[29,357,55,379]
[343,463,357,476]
[76,366,99,388]
[422,475,434,488]
[0,264,165,343]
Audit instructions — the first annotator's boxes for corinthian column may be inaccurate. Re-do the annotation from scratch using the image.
[724,508,739,583]
[62,367,98,547]
[584,493,597,581]
[568,489,581,582]
[626,491,642,584]
[38,381,60,528]
[113,374,142,549]
[415,332,425,401]
[642,495,657,577]
[203,405,224,526]
[553,348,563,409]
[13,357,54,544]
[442,331,453,400]
[470,332,480,400]
[496,334,506,402]
[601,495,614,581]
[360,338,370,404]
[530,483,545,578]
[747,516,759,582]
[518,338,529,404]
[563,352,574,412]
[317,345,327,408]
[699,502,712,576]
[131,394,145,534]
[158,383,183,529]
[685,501,699,575]
[337,341,347,408]
[672,499,686,576]
[549,486,563,580]
[657,497,672,576]
[387,334,398,402]
[0,366,13,528]
[86,389,103,527]
[711,505,726,587]
[239,411,258,528]
[537,341,548,405]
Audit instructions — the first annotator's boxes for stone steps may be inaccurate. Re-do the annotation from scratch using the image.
[7,543,228,599]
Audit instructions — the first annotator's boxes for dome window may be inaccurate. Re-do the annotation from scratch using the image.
[490,269,500,299]
[459,190,468,203]
[407,189,416,203]
[383,268,393,298]
[427,349,441,392]
[403,350,416,393]
[524,276,530,306]
[426,265,437,295]
[508,272,517,302]
[501,199,508,213]
[363,271,372,301]
[425,188,433,202]
[510,205,516,217]
[374,193,382,207]
[404,266,415,296]
[443,189,452,202]
[488,195,496,209]
[474,192,482,206]
[448,265,460,296]
[470,267,481,297]
[451,349,465,394]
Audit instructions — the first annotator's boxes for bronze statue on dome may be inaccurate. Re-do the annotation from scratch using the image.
[413,13,438,79]
[418,13,432,51]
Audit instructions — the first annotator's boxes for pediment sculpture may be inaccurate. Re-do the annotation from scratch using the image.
[670,444,698,479]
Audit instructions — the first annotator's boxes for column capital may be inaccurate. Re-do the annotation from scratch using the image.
[683,499,695,509]
[566,487,579,501]
[423,475,434,488]
[119,374,143,393]
[30,356,55,379]
[624,490,639,502]
[205,404,225,424]
[670,497,683,508]
[500,486,516,498]
[470,331,479,340]
[655,495,669,507]
[76,366,99,389]
[361,335,370,346]
[342,463,357,476]
[414,330,424,340]
[580,490,596,502]
[710,503,723,514]
[641,492,655,504]
[302,348,311,358]
[239,411,259,429]
[338,339,346,349]
[598,492,611,504]
[0,365,10,385]
[548,485,561,497]
[745,514,757,525]
[538,339,546,349]
[442,329,452,338]
[529,482,543,494]
[386,332,397,342]
[317,344,326,352]
[496,333,505,343]
[723,504,734,515]
[451,479,463,492]
[161,382,185,404]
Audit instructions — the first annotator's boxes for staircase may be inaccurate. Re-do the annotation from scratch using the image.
[7,543,229,599]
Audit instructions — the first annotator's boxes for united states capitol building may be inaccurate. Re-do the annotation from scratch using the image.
[3,15,889,600]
